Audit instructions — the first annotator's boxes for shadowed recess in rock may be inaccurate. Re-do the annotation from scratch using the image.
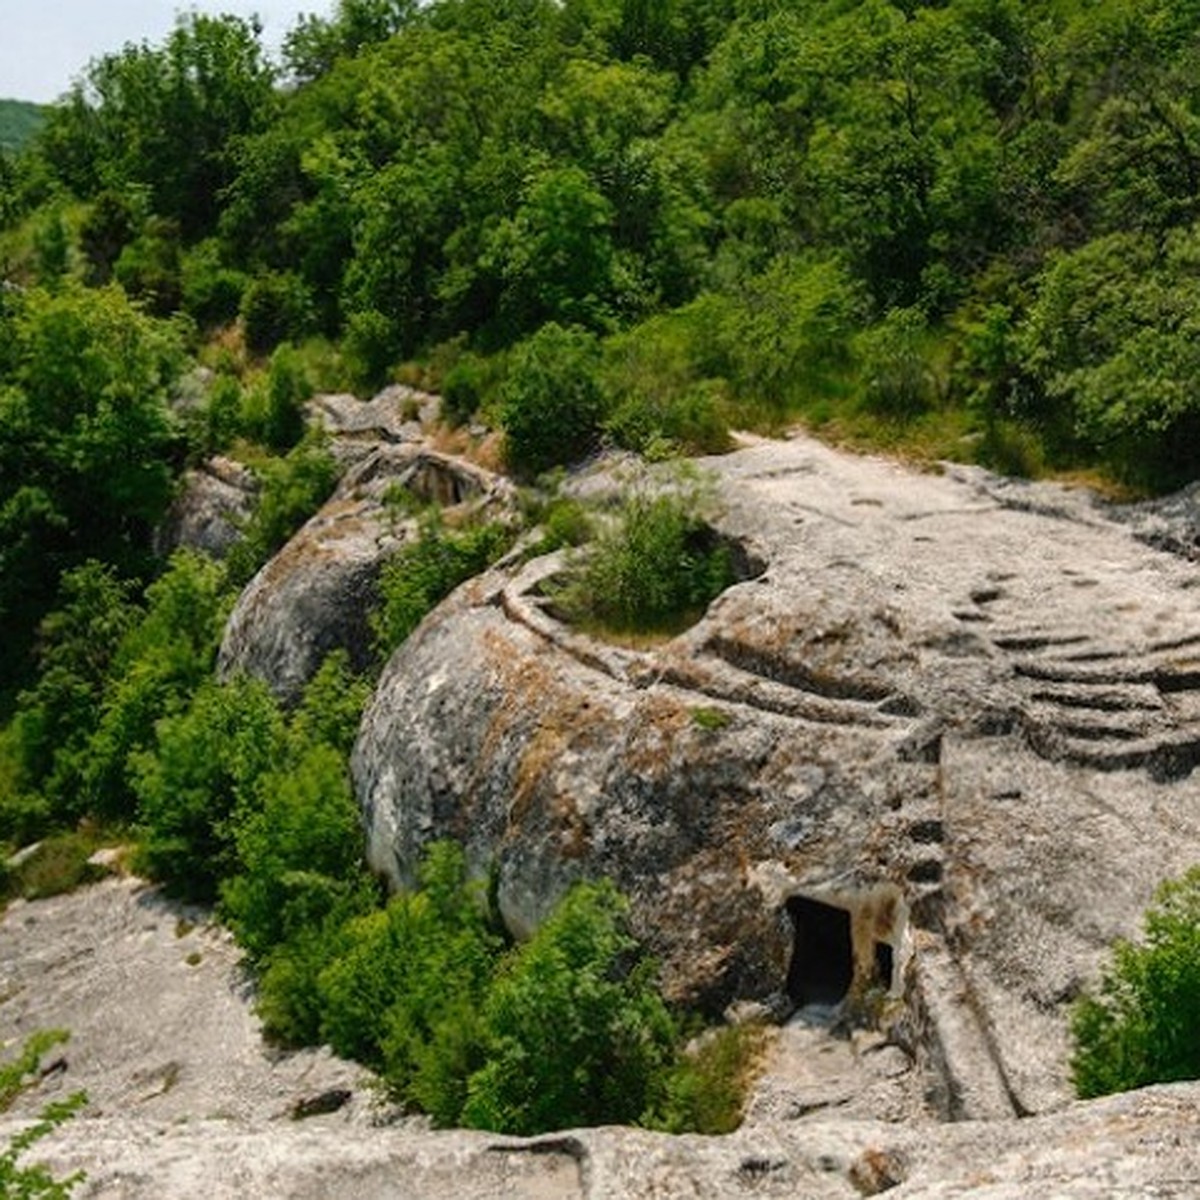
[786,895,854,1007]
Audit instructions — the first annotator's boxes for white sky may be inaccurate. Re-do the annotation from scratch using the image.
[0,2,328,103]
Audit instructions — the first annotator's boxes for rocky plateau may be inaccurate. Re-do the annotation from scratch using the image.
[3,395,1198,1196]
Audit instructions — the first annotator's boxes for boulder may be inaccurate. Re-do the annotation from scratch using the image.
[153,456,259,560]
[354,434,1200,1117]
[217,445,515,704]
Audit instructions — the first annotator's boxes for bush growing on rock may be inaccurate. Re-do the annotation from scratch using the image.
[461,880,677,1135]
[132,674,285,900]
[224,433,339,587]
[318,843,500,1111]
[371,513,514,658]
[553,485,736,635]
[1071,866,1200,1098]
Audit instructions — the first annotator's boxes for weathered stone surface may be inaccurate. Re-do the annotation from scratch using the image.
[5,403,1200,1195]
[1118,479,1200,561]
[354,433,1200,1116]
[217,444,515,703]
[153,455,259,560]
[0,876,368,1125]
[2,870,1195,1198]
[306,386,439,469]
[7,1080,1199,1199]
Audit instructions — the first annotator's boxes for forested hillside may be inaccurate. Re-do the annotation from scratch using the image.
[0,99,43,153]
[4,1,1200,491]
[2,0,1200,1137]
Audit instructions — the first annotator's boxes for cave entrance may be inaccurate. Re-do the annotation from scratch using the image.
[785,895,854,1007]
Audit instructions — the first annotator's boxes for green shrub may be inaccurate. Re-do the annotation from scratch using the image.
[239,343,312,451]
[79,551,229,821]
[601,313,732,458]
[646,1023,768,1134]
[1,562,140,834]
[284,650,371,759]
[524,494,594,557]
[441,356,485,428]
[342,308,396,392]
[180,238,248,327]
[553,487,736,635]
[197,372,244,456]
[221,742,372,961]
[256,918,350,1047]
[31,207,72,287]
[855,307,937,417]
[132,675,285,901]
[113,217,183,315]
[1071,866,1200,1098]
[318,843,500,1097]
[79,189,140,286]
[225,434,338,587]
[371,514,514,657]
[720,255,865,412]
[500,323,607,476]
[461,880,677,1135]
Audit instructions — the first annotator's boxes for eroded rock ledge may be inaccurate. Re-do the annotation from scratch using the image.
[354,434,1200,1119]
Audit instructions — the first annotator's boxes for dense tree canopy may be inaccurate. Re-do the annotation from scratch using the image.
[0,0,1195,693]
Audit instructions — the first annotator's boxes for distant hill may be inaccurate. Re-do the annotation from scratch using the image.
[0,98,45,153]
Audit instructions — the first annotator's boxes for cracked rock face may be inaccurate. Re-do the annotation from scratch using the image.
[354,434,1200,1118]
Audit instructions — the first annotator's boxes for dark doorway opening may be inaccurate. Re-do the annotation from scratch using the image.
[785,895,854,1007]
[874,940,894,991]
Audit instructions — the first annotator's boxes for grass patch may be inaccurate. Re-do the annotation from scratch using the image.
[690,706,732,732]
[648,1022,772,1135]
[2,827,120,906]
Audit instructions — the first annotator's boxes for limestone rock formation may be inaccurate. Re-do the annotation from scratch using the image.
[306,385,440,469]
[4,877,1197,1197]
[4,866,1198,1199]
[0,877,368,1126]
[354,433,1200,1118]
[217,399,515,703]
[10,1075,1200,1199]
[153,455,259,560]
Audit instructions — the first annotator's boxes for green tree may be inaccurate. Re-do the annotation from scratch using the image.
[462,880,677,1135]
[1018,228,1200,482]
[41,14,277,238]
[284,0,420,81]
[1071,867,1200,1098]
[485,164,616,332]
[0,283,185,688]
[221,743,372,961]
[499,322,607,475]
[0,563,139,838]
[132,675,285,901]
[79,551,229,820]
